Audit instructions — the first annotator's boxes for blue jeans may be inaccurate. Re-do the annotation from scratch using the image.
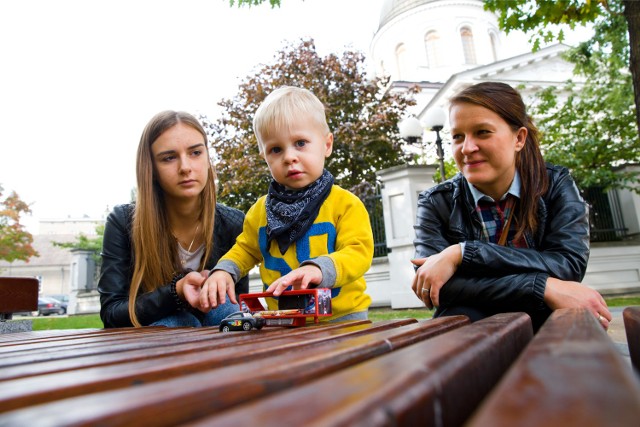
[329,310,368,322]
[151,300,239,327]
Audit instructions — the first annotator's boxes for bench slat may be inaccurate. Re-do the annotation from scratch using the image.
[0,319,379,366]
[467,308,640,427]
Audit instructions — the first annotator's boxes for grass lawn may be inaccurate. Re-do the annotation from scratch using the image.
[26,296,640,330]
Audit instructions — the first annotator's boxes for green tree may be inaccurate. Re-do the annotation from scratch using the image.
[207,39,416,212]
[506,0,640,192]
[0,185,38,263]
[484,0,640,137]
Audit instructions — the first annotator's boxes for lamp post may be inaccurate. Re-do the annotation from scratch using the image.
[398,106,447,182]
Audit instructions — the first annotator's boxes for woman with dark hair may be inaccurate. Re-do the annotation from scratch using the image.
[99,111,247,327]
[412,82,611,331]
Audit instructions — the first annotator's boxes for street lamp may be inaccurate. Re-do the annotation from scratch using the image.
[398,107,447,182]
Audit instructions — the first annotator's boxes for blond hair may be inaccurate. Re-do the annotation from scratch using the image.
[253,86,330,154]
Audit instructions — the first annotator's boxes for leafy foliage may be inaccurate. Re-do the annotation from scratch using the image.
[528,81,639,191]
[486,0,639,192]
[485,0,640,137]
[485,0,606,50]
[229,0,282,7]
[0,185,38,263]
[518,0,640,191]
[206,39,417,212]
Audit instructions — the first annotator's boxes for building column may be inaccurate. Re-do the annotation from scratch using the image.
[617,164,640,236]
[68,249,96,315]
[377,164,437,308]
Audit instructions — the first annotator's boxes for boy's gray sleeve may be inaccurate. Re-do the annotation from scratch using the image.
[301,256,336,288]
[212,260,242,283]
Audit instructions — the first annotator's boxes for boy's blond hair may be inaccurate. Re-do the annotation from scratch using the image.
[253,86,331,154]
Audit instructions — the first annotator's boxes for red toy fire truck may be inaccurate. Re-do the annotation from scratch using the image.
[239,288,332,327]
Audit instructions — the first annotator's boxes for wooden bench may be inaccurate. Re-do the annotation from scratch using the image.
[188,312,532,427]
[0,277,38,321]
[0,277,39,335]
[624,306,640,373]
[0,317,469,419]
[0,308,637,426]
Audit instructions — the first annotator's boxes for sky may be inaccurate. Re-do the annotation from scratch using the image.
[0,0,385,232]
[0,0,590,233]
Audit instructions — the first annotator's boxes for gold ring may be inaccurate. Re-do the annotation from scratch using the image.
[598,314,604,322]
[422,288,430,294]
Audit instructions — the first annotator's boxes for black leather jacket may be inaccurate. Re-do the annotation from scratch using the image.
[99,203,248,327]
[414,163,589,323]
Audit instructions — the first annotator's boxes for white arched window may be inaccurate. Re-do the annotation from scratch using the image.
[489,31,499,61]
[395,43,409,79]
[460,27,477,64]
[424,31,441,68]
[379,60,387,77]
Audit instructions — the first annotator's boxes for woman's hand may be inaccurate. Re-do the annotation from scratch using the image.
[176,270,209,310]
[544,277,612,329]
[411,244,462,309]
[195,270,238,312]
[266,265,323,296]
[176,271,209,307]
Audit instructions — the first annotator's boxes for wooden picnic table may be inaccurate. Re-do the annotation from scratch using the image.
[0,307,639,426]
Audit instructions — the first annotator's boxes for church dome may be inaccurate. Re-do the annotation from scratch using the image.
[371,0,501,83]
[379,0,437,29]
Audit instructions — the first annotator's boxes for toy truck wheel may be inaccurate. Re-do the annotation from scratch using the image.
[222,325,230,332]
[242,321,252,331]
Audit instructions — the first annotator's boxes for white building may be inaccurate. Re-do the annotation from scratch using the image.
[0,217,102,297]
[371,0,583,123]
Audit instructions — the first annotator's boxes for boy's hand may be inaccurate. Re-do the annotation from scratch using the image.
[266,265,323,296]
[198,270,238,312]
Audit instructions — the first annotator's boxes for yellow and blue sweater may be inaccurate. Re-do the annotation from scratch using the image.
[216,185,374,321]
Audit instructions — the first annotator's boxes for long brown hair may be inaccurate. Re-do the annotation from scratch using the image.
[129,111,217,327]
[449,82,548,240]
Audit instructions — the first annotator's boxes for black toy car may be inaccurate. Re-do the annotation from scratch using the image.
[219,311,266,332]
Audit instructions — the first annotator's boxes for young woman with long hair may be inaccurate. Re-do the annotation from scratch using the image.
[412,82,611,331]
[99,111,247,327]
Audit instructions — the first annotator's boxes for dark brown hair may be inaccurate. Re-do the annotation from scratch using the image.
[450,82,548,240]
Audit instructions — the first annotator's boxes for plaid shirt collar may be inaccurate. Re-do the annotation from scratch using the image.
[468,171,522,207]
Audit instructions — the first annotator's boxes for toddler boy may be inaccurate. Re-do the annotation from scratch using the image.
[201,86,374,321]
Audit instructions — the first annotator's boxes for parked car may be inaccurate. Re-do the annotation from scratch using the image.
[47,294,69,314]
[219,311,265,332]
[38,297,65,316]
